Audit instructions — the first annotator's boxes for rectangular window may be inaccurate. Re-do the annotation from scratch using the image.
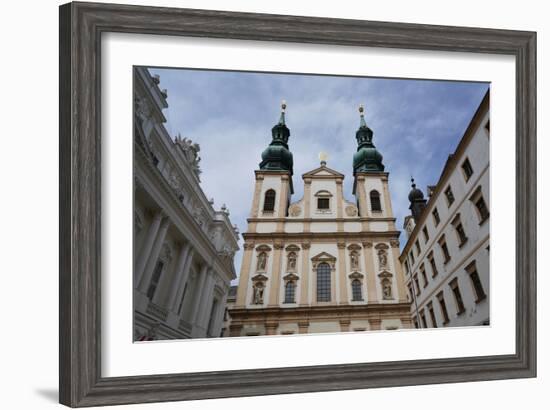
[437,291,450,324]
[466,261,486,303]
[409,250,415,265]
[427,302,438,328]
[146,261,164,300]
[438,235,451,264]
[461,158,474,181]
[449,278,466,315]
[407,284,414,302]
[317,197,330,210]
[422,226,429,243]
[428,252,438,277]
[404,260,409,275]
[444,186,455,207]
[415,240,421,255]
[470,186,490,224]
[451,214,468,247]
[413,274,421,296]
[420,264,428,288]
[432,207,440,226]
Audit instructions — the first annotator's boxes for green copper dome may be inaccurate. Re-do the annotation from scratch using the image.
[353,105,384,173]
[259,102,294,174]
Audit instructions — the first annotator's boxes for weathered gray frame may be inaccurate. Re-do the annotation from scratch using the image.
[59,1,536,407]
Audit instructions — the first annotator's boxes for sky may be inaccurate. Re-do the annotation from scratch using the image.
[148,67,489,280]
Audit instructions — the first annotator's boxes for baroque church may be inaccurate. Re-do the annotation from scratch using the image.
[227,103,412,336]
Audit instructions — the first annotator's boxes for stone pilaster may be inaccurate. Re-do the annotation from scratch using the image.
[235,242,254,307]
[297,321,309,334]
[268,242,285,307]
[336,179,344,232]
[339,319,351,332]
[265,321,279,335]
[299,242,311,305]
[363,241,378,303]
[337,242,348,304]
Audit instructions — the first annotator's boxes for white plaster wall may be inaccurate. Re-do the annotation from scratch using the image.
[256,222,278,233]
[369,221,389,232]
[350,320,370,331]
[284,222,304,233]
[310,222,338,232]
[278,323,299,335]
[343,221,362,232]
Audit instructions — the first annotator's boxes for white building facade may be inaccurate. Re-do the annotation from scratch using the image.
[400,91,490,329]
[228,104,411,336]
[133,67,239,340]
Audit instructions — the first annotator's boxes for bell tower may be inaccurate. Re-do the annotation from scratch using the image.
[249,101,294,222]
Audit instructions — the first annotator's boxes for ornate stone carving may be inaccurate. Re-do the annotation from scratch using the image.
[175,134,202,180]
[349,251,360,270]
[286,251,298,272]
[301,242,311,250]
[377,249,388,269]
[390,240,400,248]
[273,242,285,250]
[243,242,255,250]
[348,271,365,279]
[289,204,302,217]
[251,274,268,305]
[345,205,358,217]
[283,272,300,282]
[337,242,347,249]
[255,244,272,252]
[375,243,390,250]
[362,241,373,248]
[256,251,268,272]
[382,278,393,300]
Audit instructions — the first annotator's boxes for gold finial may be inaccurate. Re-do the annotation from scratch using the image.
[319,151,328,166]
[281,99,287,112]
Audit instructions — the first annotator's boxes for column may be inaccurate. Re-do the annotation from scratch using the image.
[299,243,311,305]
[189,264,209,325]
[363,242,378,303]
[138,218,170,293]
[212,286,229,336]
[229,323,243,337]
[268,243,284,307]
[197,270,216,329]
[135,210,163,284]
[167,246,194,311]
[337,242,349,304]
[336,179,344,232]
[235,243,254,307]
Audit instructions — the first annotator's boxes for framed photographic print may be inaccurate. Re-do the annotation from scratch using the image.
[59,1,536,407]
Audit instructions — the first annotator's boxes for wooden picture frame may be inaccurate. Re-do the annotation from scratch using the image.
[59,1,536,407]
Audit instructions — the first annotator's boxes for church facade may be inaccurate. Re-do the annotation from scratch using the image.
[227,103,412,337]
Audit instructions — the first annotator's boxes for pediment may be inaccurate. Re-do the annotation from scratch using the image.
[378,270,393,278]
[348,271,364,279]
[302,165,344,179]
[311,251,336,262]
[251,273,268,282]
[283,273,300,281]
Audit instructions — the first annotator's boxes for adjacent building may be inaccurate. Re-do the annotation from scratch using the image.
[133,67,239,340]
[399,91,490,329]
[227,103,412,337]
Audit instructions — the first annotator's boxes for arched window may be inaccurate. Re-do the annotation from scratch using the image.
[284,281,296,303]
[370,190,382,211]
[263,189,276,212]
[351,279,363,301]
[316,262,331,302]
